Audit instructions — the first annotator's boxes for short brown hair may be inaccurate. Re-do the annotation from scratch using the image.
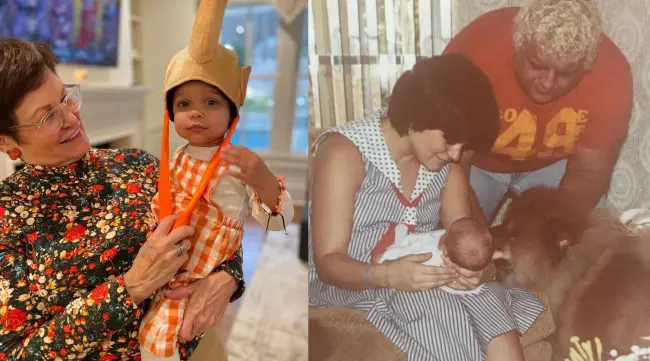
[387,54,499,154]
[0,38,58,137]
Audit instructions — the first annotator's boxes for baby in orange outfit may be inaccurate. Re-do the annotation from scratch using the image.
[138,0,294,359]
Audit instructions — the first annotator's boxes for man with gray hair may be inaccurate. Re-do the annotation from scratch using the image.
[444,0,633,222]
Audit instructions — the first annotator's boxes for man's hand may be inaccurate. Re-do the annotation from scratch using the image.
[165,272,238,342]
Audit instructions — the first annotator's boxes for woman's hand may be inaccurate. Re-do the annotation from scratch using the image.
[124,214,194,304]
[165,271,238,342]
[444,258,496,291]
[381,253,458,292]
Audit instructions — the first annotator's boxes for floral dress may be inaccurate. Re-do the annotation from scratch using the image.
[0,148,244,360]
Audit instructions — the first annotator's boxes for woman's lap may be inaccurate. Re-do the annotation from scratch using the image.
[362,283,545,361]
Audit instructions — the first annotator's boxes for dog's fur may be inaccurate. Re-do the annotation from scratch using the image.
[491,187,650,360]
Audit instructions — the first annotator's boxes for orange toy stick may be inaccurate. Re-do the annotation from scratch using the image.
[173,116,240,229]
[158,109,172,219]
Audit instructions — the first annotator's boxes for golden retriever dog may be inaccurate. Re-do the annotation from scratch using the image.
[491,187,650,360]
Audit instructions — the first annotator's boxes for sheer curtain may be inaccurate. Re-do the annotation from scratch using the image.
[308,0,452,132]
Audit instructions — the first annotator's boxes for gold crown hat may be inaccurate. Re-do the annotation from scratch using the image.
[163,0,251,110]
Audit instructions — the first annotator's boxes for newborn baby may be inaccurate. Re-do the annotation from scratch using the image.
[379,217,493,294]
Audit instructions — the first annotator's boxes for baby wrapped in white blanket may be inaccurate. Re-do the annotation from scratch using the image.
[379,218,493,294]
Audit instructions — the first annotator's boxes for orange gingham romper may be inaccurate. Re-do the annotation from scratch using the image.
[139,145,244,357]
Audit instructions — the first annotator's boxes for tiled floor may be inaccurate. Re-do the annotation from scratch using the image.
[219,206,304,341]
[225,223,307,361]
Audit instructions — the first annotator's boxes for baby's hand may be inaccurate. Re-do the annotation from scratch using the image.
[221,145,274,190]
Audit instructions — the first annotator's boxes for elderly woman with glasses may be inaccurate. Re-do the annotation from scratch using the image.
[0,39,242,360]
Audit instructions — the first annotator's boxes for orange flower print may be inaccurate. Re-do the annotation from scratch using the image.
[65,225,86,241]
[49,305,64,314]
[126,183,141,194]
[26,232,37,244]
[1,308,26,331]
[100,247,118,263]
[90,185,104,193]
[91,283,109,304]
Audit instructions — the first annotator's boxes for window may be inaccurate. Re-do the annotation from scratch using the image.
[220,3,308,154]
[292,11,309,154]
[221,4,277,151]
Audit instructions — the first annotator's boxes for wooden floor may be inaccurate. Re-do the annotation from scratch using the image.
[219,206,304,341]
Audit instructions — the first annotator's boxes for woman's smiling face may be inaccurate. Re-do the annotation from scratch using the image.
[1,70,90,167]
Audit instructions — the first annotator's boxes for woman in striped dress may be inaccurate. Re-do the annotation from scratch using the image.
[309,54,545,361]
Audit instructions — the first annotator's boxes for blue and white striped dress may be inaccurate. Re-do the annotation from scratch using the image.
[308,112,545,361]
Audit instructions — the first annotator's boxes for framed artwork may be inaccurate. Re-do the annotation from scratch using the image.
[0,0,121,66]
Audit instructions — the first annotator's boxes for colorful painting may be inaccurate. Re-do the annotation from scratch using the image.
[0,0,121,66]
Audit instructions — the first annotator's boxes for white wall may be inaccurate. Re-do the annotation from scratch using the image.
[139,0,196,154]
[57,0,133,86]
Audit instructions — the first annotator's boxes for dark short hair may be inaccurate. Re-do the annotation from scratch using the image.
[0,38,58,138]
[166,83,238,125]
[387,54,499,154]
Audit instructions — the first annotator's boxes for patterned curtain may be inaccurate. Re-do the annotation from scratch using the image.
[308,0,452,132]
[452,0,650,211]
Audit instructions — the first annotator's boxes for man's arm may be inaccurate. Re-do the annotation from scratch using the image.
[564,45,632,210]
[445,150,487,226]
[559,142,623,211]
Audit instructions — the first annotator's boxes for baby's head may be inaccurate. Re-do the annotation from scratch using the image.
[166,81,238,147]
[442,217,493,271]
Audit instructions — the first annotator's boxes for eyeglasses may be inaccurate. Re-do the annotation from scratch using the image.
[9,84,82,132]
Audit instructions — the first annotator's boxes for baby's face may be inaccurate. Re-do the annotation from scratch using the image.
[172,81,232,147]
